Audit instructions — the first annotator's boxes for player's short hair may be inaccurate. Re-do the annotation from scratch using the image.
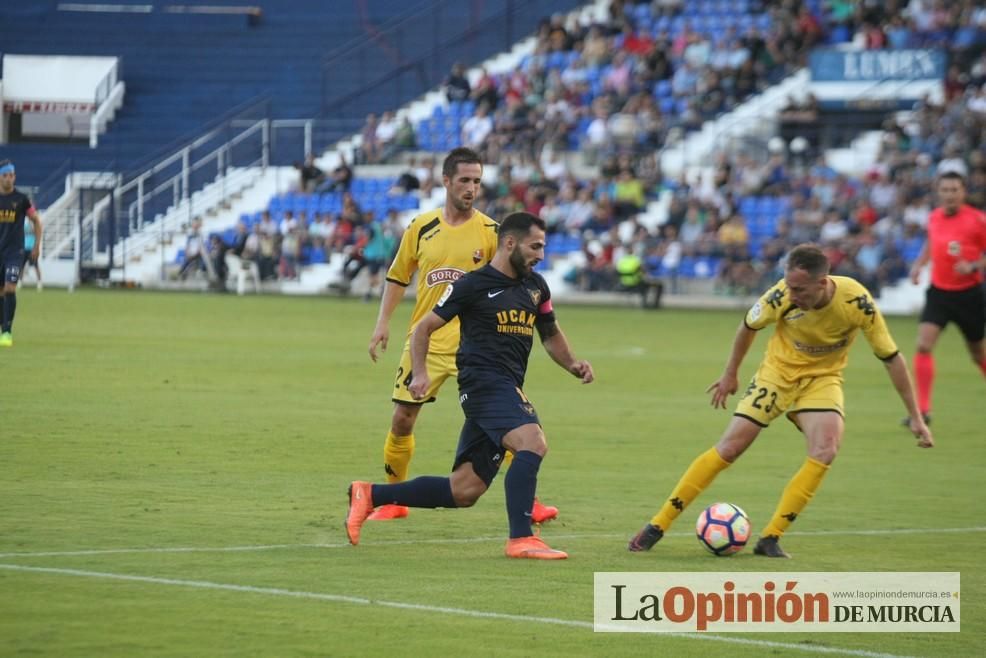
[498,211,546,245]
[0,159,12,170]
[442,147,482,179]
[937,170,966,187]
[786,243,830,277]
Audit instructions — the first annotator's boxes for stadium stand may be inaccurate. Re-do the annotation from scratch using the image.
[0,0,584,186]
[3,0,984,305]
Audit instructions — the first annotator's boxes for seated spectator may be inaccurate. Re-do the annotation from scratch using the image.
[718,213,749,249]
[257,226,278,280]
[257,210,277,236]
[445,62,471,103]
[280,210,300,235]
[394,115,417,151]
[615,249,663,308]
[307,213,333,249]
[621,23,654,56]
[583,104,611,165]
[390,159,421,195]
[819,209,850,244]
[279,226,301,280]
[471,67,499,110]
[359,113,380,164]
[561,187,591,232]
[357,221,400,301]
[375,111,399,162]
[230,223,261,295]
[294,154,324,193]
[656,224,684,293]
[204,235,227,291]
[179,221,209,280]
[319,154,354,193]
[462,102,494,151]
[612,168,646,220]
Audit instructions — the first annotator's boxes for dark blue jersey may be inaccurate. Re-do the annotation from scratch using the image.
[433,264,555,389]
[0,189,32,255]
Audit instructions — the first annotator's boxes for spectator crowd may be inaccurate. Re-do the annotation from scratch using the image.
[198,0,985,299]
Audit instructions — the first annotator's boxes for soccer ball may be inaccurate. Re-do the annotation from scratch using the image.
[696,502,751,556]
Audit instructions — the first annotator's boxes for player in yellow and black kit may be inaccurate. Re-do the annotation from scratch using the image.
[365,148,558,523]
[628,244,934,558]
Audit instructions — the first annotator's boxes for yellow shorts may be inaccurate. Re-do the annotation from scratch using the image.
[734,366,844,428]
[391,346,457,405]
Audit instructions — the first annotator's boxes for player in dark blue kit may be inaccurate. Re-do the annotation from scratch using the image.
[346,212,594,559]
[0,160,42,347]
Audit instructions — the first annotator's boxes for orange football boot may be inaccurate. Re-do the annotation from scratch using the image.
[504,535,568,559]
[367,504,409,521]
[531,497,558,524]
[345,481,374,545]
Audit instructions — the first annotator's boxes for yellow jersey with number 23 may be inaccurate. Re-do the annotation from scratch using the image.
[744,275,899,381]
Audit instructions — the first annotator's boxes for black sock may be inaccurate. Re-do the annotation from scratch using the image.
[505,450,542,538]
[1,292,14,332]
[371,476,456,509]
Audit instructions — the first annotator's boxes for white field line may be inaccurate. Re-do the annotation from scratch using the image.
[0,562,918,658]
[0,526,983,559]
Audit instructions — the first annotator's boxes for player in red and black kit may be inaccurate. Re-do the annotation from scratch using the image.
[907,171,986,425]
[345,212,595,559]
[0,160,43,348]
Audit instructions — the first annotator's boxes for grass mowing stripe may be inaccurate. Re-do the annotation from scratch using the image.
[0,563,919,658]
[2,526,984,558]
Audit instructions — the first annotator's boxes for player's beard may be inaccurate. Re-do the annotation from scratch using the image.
[509,248,534,277]
[450,194,473,212]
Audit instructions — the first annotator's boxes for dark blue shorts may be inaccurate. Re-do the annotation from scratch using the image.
[452,379,541,486]
[2,250,22,285]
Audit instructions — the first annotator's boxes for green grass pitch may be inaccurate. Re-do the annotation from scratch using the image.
[0,289,981,657]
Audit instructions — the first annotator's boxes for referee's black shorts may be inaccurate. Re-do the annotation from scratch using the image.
[920,284,986,343]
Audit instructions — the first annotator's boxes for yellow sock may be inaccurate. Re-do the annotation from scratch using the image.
[382,432,415,483]
[761,457,830,538]
[651,447,731,530]
[502,451,514,468]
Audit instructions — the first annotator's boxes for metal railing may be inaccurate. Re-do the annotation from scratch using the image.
[36,99,273,275]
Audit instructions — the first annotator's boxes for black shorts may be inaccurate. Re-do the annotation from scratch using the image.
[920,284,986,343]
[452,380,541,486]
[2,249,22,285]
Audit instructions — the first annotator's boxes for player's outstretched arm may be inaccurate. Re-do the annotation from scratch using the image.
[883,353,934,448]
[408,311,449,399]
[368,281,407,362]
[707,321,758,409]
[539,321,594,384]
